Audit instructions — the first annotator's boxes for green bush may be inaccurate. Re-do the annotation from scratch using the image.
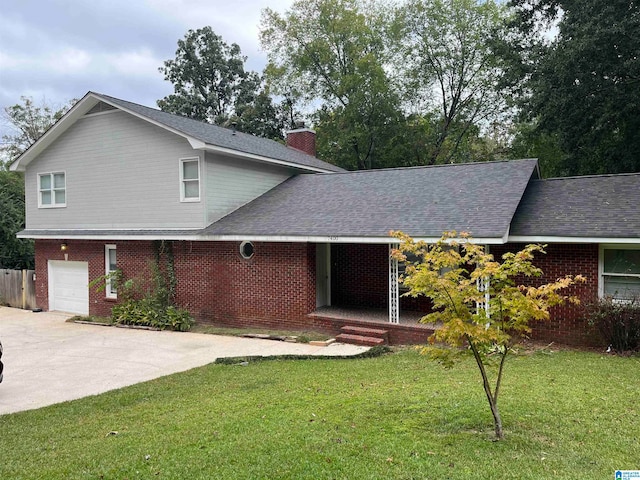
[99,241,195,332]
[111,299,194,331]
[165,305,195,332]
[585,298,640,352]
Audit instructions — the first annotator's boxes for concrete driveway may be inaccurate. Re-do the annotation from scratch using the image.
[0,306,368,415]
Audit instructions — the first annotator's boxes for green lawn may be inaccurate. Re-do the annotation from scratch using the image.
[1,348,638,479]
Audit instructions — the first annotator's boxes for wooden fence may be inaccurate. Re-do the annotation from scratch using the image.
[0,269,36,310]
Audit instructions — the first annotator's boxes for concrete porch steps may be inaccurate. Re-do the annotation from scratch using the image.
[336,326,389,346]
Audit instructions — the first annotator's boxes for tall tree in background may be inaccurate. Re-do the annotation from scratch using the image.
[261,0,512,169]
[1,96,74,165]
[400,0,510,164]
[0,97,74,269]
[261,0,406,169]
[158,27,284,140]
[506,0,640,176]
[0,171,32,269]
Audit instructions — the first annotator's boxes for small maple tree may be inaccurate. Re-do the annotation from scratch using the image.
[391,231,585,440]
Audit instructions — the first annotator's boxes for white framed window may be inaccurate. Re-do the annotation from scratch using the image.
[105,244,117,299]
[38,172,66,207]
[179,157,200,202]
[600,245,640,302]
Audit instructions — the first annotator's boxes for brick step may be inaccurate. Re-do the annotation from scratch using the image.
[336,333,386,347]
[340,325,389,340]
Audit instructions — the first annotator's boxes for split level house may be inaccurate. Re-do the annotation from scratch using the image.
[10,92,640,346]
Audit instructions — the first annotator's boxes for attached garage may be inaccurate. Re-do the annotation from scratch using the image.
[47,260,89,315]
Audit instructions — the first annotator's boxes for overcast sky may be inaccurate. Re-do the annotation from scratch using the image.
[0,0,295,137]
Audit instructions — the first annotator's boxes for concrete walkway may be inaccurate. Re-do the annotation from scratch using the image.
[0,307,369,415]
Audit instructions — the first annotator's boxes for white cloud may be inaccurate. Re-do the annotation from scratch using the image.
[0,0,297,137]
[44,47,92,73]
[105,48,164,77]
[0,51,24,70]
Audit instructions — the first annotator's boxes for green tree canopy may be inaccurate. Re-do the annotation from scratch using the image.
[261,0,406,169]
[399,0,511,164]
[506,0,640,176]
[158,27,284,140]
[261,0,511,169]
[0,170,32,269]
[1,96,74,166]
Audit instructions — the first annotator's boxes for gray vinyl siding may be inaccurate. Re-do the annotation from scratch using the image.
[205,152,292,224]
[25,111,205,229]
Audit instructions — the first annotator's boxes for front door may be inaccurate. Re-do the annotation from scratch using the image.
[316,243,331,308]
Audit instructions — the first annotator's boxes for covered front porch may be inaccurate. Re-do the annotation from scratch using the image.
[311,242,438,345]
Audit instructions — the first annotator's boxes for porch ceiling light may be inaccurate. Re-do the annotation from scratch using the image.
[60,243,68,251]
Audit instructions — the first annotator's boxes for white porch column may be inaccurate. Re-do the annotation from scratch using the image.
[475,245,491,317]
[476,276,490,317]
[389,243,400,324]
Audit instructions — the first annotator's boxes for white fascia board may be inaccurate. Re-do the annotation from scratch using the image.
[19,231,505,244]
[17,231,202,241]
[198,235,403,244]
[200,144,333,174]
[187,138,206,149]
[509,235,640,244]
[195,235,506,244]
[501,227,510,244]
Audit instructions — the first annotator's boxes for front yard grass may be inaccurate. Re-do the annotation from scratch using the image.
[0,348,638,479]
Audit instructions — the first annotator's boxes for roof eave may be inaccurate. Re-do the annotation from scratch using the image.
[508,235,640,244]
[199,144,336,174]
[18,230,507,244]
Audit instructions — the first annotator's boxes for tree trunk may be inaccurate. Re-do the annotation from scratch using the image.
[489,397,504,440]
[467,338,505,440]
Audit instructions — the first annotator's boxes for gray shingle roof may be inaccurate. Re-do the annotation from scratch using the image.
[201,159,540,240]
[509,174,640,238]
[94,93,344,173]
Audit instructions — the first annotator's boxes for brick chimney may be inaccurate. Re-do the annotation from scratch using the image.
[286,127,316,157]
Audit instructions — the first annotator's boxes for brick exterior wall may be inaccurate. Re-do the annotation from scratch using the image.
[33,239,602,346]
[172,241,317,330]
[491,243,600,346]
[35,239,318,330]
[34,239,119,316]
[331,243,433,312]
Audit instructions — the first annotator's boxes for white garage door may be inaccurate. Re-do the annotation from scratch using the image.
[48,260,89,315]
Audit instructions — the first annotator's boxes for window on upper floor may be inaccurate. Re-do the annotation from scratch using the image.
[180,157,200,202]
[601,247,640,302]
[38,172,66,208]
[105,244,117,299]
